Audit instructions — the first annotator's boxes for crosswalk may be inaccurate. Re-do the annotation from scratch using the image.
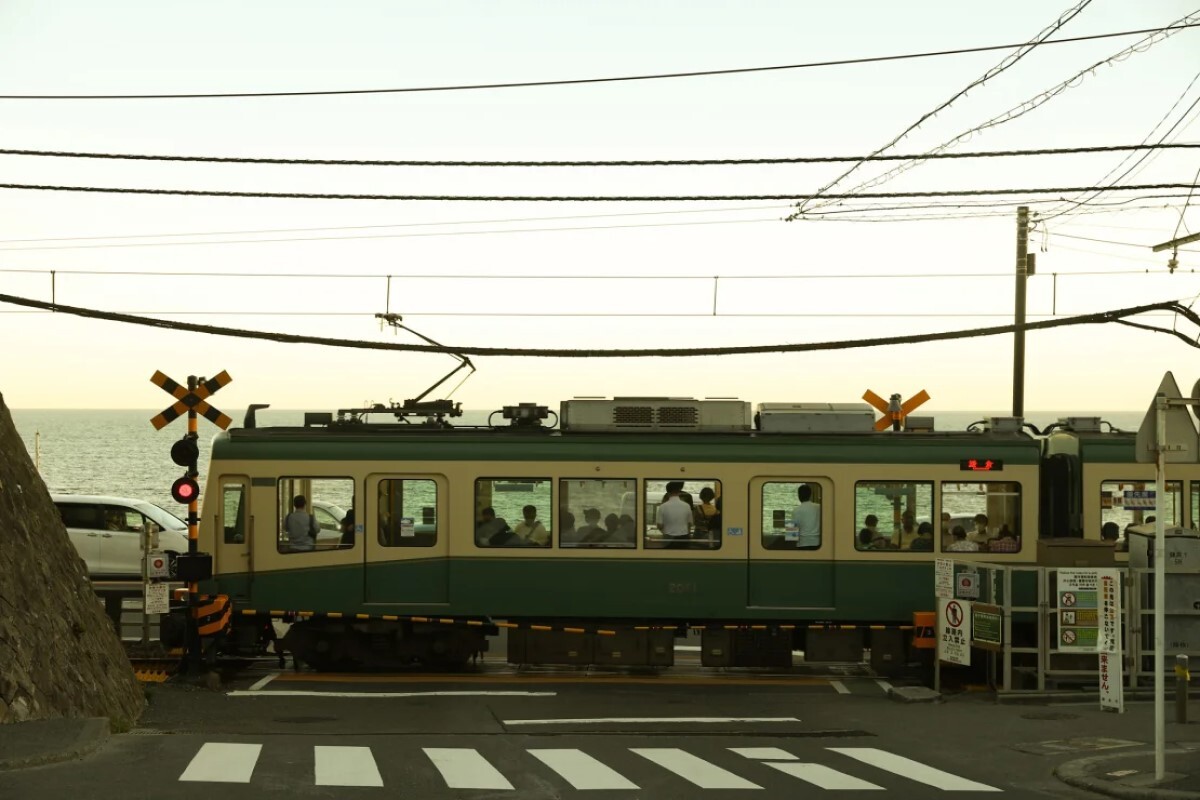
[177,742,1001,792]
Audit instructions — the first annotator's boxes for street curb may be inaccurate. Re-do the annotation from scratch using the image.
[1054,748,1200,800]
[0,718,109,771]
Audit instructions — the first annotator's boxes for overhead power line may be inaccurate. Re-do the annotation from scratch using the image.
[0,182,1196,202]
[791,9,1200,218]
[1,24,1195,101]
[800,0,1095,213]
[1,142,1195,168]
[0,291,1196,356]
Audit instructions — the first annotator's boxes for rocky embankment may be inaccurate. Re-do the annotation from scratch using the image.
[0,393,143,726]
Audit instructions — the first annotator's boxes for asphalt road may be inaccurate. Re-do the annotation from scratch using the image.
[1,654,1146,799]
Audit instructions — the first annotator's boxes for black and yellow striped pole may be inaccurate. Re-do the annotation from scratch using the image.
[151,369,231,675]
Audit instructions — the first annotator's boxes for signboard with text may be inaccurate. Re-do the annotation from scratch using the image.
[935,558,954,600]
[1098,570,1124,712]
[971,603,1003,652]
[938,597,972,666]
[1057,569,1101,652]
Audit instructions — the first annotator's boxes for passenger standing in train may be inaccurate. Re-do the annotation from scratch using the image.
[791,484,821,549]
[283,495,319,552]
[339,507,356,547]
[893,511,917,549]
[946,525,979,552]
[657,481,694,548]
[695,487,720,538]
[514,504,549,546]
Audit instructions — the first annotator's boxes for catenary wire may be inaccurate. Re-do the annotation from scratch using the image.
[0,291,1196,357]
[1,142,1193,168]
[1039,69,1200,221]
[0,183,1198,203]
[0,24,1194,101]
[790,10,1200,218]
[798,0,1094,213]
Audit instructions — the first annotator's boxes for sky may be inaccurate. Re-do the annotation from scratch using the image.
[0,0,1198,416]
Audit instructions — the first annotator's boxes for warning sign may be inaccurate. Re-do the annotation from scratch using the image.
[146,551,170,579]
[1058,569,1102,653]
[938,597,972,666]
[144,582,169,615]
[957,571,980,600]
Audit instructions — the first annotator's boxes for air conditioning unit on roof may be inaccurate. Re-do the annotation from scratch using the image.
[561,397,751,432]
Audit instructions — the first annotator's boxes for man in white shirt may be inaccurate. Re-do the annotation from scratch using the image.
[791,484,821,549]
[656,481,693,548]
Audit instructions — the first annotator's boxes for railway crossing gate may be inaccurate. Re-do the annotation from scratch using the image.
[150,369,233,673]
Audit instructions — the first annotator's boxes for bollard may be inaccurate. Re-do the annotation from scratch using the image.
[1176,654,1190,724]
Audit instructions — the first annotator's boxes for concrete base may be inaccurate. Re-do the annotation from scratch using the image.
[887,686,941,703]
[0,718,109,770]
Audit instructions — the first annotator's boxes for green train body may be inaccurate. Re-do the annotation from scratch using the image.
[190,400,1180,668]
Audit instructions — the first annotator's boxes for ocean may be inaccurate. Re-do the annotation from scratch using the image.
[9,407,1149,514]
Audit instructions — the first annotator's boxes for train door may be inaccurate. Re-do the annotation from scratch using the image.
[213,477,253,602]
[748,477,835,609]
[364,474,449,605]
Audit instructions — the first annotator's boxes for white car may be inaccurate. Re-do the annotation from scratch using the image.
[52,494,189,577]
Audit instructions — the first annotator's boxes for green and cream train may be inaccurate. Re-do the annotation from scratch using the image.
[190,397,1183,669]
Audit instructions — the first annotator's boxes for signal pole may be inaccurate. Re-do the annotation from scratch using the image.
[1012,206,1031,418]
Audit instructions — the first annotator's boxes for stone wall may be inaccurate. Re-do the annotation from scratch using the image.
[0,393,144,725]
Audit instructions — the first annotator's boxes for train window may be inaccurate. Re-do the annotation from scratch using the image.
[762,481,822,550]
[646,479,722,550]
[474,478,552,548]
[376,479,437,547]
[560,478,636,549]
[941,481,1022,553]
[277,477,355,553]
[854,481,933,551]
[1100,480,1180,541]
[222,484,246,544]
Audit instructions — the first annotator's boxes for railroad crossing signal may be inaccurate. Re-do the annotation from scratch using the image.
[150,370,233,431]
[863,389,930,432]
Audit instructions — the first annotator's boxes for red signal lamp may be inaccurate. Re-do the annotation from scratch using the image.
[172,475,200,504]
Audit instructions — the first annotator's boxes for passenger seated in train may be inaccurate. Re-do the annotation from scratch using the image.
[558,510,578,544]
[988,524,1020,553]
[514,504,549,546]
[909,522,935,551]
[946,525,979,552]
[968,514,994,548]
[576,508,607,544]
[857,527,891,550]
[616,514,637,543]
[476,507,516,546]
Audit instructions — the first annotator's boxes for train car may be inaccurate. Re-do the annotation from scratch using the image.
[191,397,1073,669]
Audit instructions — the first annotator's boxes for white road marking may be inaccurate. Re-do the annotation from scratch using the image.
[246,672,280,692]
[875,680,893,693]
[830,680,851,694]
[504,716,798,726]
[179,743,261,783]
[631,748,762,789]
[314,746,383,787]
[830,747,1002,791]
[769,762,884,790]
[529,748,640,790]
[423,748,514,790]
[228,690,555,698]
[729,747,798,760]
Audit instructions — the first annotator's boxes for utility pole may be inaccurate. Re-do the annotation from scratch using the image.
[1012,206,1031,418]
